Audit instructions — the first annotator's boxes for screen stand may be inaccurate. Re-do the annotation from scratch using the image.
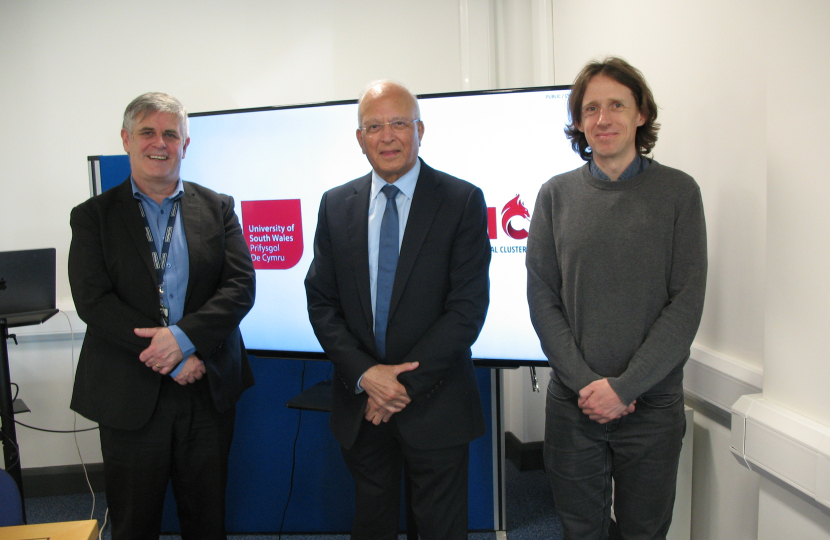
[529,366,540,392]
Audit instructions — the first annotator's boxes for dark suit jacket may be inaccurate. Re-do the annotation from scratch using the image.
[69,178,256,430]
[305,160,491,451]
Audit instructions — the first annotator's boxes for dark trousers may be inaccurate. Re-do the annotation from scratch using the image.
[544,377,685,540]
[341,416,470,540]
[99,377,236,540]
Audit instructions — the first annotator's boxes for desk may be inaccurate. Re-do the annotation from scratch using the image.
[286,378,333,412]
[0,520,98,540]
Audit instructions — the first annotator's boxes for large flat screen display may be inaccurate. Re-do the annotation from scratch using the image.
[181,86,583,366]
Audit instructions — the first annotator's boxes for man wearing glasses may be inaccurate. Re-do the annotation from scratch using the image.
[305,80,491,539]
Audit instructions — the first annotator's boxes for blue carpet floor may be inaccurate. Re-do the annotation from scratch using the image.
[22,460,562,539]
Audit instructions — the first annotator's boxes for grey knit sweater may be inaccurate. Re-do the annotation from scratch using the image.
[526,161,707,405]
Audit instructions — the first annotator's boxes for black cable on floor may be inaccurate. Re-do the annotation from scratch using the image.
[278,360,306,540]
[1,411,98,433]
[0,429,20,470]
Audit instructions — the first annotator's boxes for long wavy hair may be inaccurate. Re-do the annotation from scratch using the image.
[565,57,660,161]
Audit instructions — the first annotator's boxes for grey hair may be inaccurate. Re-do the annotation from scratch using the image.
[122,92,189,140]
[357,80,420,126]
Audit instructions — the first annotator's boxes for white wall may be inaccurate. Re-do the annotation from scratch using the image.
[505,3,770,538]
[758,478,830,540]
[689,401,760,540]
[506,0,769,444]
[550,0,767,369]
[3,0,828,538]
[5,314,99,467]
[761,0,830,537]
[764,0,830,433]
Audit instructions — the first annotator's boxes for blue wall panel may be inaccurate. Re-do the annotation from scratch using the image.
[161,357,495,533]
[98,155,130,192]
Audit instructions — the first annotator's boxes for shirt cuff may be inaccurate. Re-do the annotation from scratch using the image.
[356,373,365,394]
[168,325,196,378]
[169,360,185,378]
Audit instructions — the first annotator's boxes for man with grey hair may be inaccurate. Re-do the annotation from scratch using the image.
[69,92,256,540]
[305,80,491,539]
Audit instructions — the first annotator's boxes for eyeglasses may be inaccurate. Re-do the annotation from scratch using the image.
[359,119,421,135]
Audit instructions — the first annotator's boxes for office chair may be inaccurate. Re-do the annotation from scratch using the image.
[0,467,24,526]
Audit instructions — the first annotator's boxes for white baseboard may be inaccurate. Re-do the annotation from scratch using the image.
[695,344,830,512]
[684,343,763,414]
[731,394,830,511]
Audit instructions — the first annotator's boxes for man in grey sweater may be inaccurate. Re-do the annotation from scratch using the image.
[526,57,707,540]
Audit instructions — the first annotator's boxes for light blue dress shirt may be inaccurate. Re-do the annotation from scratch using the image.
[367,159,420,319]
[131,177,196,377]
[357,159,421,392]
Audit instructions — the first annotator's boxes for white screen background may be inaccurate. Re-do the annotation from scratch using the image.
[181,88,583,363]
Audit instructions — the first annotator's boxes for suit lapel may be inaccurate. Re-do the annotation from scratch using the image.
[346,174,374,331]
[390,161,443,319]
[116,179,159,286]
[180,182,200,307]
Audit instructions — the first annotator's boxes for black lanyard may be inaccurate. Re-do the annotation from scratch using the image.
[137,200,180,326]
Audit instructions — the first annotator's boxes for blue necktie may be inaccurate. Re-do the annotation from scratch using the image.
[375,184,400,360]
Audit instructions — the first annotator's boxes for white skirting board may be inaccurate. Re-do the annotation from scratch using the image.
[684,343,763,415]
[688,342,830,511]
[731,394,830,511]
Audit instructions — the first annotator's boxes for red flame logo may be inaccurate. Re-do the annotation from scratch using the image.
[501,195,530,240]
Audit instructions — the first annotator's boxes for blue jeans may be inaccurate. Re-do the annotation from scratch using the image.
[544,377,685,540]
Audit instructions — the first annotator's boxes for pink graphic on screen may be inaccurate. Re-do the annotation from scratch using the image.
[500,195,530,240]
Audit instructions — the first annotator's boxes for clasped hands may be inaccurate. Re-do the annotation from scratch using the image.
[360,362,419,425]
[578,378,636,424]
[134,327,205,386]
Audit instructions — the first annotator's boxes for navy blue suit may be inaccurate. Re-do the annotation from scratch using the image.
[305,160,490,538]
